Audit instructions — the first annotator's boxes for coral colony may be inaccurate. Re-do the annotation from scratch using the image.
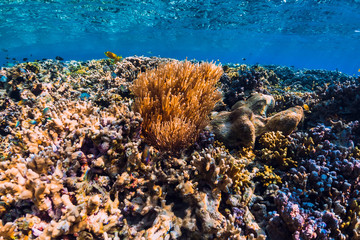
[0,56,359,239]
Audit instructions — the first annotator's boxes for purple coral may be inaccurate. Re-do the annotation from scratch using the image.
[262,120,358,239]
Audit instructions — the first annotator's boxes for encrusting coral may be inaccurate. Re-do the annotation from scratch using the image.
[131,60,223,152]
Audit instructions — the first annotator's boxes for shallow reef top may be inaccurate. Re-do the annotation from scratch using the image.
[0,56,359,239]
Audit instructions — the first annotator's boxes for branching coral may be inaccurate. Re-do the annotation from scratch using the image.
[255,165,282,188]
[342,199,360,239]
[257,131,297,169]
[190,144,253,196]
[131,60,223,152]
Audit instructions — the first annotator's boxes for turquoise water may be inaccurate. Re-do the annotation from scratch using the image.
[1,0,360,74]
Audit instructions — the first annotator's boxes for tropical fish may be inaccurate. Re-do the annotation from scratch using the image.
[28,120,37,125]
[80,92,90,100]
[358,68,360,72]
[303,104,310,111]
[83,168,90,181]
[104,51,122,63]
[0,75,7,82]
[142,144,151,164]
[43,107,50,115]
[18,100,26,105]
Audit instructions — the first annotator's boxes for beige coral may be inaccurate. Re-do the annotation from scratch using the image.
[209,93,304,148]
[0,220,16,239]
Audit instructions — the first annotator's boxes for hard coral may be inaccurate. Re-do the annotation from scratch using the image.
[343,199,360,239]
[131,60,223,152]
[220,65,276,108]
[2,57,360,240]
[255,165,282,188]
[257,131,297,169]
[263,120,360,240]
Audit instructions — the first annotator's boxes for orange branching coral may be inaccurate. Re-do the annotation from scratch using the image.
[131,60,223,152]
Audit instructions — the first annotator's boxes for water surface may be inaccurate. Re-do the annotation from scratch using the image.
[1,0,359,74]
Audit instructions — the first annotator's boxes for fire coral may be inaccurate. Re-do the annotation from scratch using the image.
[131,60,223,152]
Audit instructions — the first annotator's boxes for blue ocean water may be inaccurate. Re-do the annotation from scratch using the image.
[0,0,359,75]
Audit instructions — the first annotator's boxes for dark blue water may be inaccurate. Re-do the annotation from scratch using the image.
[1,0,360,75]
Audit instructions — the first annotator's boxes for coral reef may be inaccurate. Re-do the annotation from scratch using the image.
[253,120,360,240]
[220,65,277,108]
[0,57,359,239]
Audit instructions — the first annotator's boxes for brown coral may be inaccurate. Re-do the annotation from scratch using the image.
[131,60,223,152]
[257,131,297,169]
[209,93,304,148]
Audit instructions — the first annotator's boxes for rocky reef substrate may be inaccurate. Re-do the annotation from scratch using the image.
[0,56,359,239]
